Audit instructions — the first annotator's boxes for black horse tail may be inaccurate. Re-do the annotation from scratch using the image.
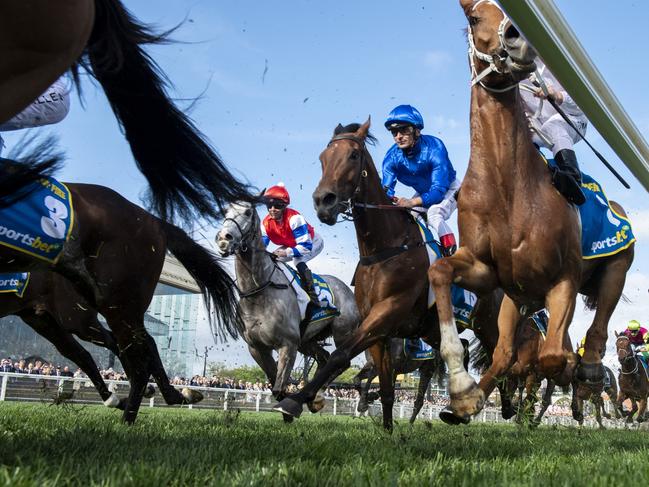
[162,221,241,341]
[81,0,254,223]
[0,135,64,206]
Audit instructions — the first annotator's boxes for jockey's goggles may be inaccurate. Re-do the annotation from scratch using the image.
[389,125,415,137]
[266,201,287,210]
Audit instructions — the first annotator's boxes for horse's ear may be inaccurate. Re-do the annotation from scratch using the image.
[614,331,619,337]
[459,0,474,13]
[356,116,371,140]
[333,123,344,136]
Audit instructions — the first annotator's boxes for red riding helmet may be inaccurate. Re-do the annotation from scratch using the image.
[264,183,290,205]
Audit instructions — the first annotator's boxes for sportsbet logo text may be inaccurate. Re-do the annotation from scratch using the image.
[591,227,630,253]
[0,277,24,287]
[0,225,61,255]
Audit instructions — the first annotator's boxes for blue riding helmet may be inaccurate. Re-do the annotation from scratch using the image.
[384,105,424,130]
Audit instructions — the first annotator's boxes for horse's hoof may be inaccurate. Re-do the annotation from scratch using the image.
[356,401,369,413]
[572,411,584,423]
[103,393,121,408]
[307,394,326,414]
[538,352,566,378]
[282,413,294,423]
[450,383,485,418]
[366,391,380,403]
[143,385,156,399]
[501,407,516,420]
[273,397,303,418]
[181,388,204,404]
[439,406,471,425]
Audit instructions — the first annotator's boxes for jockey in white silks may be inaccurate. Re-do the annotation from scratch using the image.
[261,183,324,306]
[519,60,588,205]
[381,104,461,257]
[0,76,71,156]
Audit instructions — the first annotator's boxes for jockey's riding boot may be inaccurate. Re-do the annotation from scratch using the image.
[552,149,586,206]
[440,233,457,258]
[296,262,321,307]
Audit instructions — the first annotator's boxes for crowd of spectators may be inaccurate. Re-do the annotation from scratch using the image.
[171,375,273,392]
[1,357,74,377]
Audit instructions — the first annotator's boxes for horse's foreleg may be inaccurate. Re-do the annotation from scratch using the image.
[637,397,647,423]
[429,252,497,424]
[477,295,521,411]
[410,360,434,424]
[298,342,331,413]
[274,344,298,399]
[355,351,378,413]
[539,279,578,378]
[370,339,395,432]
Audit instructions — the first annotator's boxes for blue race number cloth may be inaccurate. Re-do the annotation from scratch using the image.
[0,273,30,298]
[284,265,340,324]
[0,177,73,263]
[404,339,435,361]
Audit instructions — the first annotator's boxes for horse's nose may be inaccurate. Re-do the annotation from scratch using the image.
[313,190,338,210]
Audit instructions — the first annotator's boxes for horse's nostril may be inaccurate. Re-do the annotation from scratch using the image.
[225,233,233,241]
[322,193,337,208]
[504,25,520,41]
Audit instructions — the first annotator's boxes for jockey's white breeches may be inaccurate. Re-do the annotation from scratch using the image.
[532,113,588,155]
[415,178,461,239]
[278,232,324,265]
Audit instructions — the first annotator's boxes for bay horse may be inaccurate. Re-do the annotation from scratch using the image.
[0,0,252,222]
[615,334,649,424]
[216,201,360,421]
[0,175,238,423]
[0,270,132,409]
[274,121,503,430]
[427,0,633,424]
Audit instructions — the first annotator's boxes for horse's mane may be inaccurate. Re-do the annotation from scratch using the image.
[333,123,378,146]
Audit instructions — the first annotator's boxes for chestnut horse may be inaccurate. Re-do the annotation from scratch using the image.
[427,0,633,424]
[0,174,238,423]
[615,334,649,423]
[0,0,252,221]
[274,121,503,430]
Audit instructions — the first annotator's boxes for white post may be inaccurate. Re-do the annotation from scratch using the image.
[429,406,433,420]
[188,404,193,410]
[255,393,260,412]
[399,404,404,419]
[149,397,155,408]
[354,399,360,417]
[224,390,229,411]
[333,396,337,416]
[0,375,7,401]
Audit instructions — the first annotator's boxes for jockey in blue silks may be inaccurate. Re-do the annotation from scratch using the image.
[381,104,461,257]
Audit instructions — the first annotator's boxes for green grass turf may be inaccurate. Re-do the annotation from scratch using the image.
[0,403,648,486]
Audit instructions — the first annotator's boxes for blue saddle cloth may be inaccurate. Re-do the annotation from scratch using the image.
[546,160,635,259]
[0,273,30,298]
[0,176,73,263]
[415,219,477,329]
[530,309,549,338]
[404,338,435,361]
[285,266,340,324]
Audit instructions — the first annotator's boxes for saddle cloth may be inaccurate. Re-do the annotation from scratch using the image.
[415,218,477,329]
[0,273,29,298]
[530,309,549,339]
[0,175,73,263]
[404,338,436,361]
[278,263,340,325]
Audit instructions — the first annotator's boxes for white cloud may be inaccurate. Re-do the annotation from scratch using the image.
[628,209,649,240]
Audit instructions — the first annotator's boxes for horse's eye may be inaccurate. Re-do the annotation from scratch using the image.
[244,209,252,217]
[469,16,480,26]
[350,150,359,160]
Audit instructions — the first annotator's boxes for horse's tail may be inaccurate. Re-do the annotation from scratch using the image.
[161,221,240,341]
[469,337,492,374]
[0,135,64,206]
[81,0,254,223]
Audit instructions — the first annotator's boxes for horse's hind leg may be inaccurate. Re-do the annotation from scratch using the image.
[637,398,647,423]
[410,359,434,424]
[298,342,330,413]
[533,379,556,427]
[593,396,606,429]
[353,361,375,413]
[275,344,298,422]
[19,312,124,409]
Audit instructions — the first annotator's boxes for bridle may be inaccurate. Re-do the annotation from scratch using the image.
[219,208,290,298]
[617,336,639,375]
[466,0,519,93]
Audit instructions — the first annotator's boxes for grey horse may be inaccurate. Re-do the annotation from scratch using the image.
[216,202,360,420]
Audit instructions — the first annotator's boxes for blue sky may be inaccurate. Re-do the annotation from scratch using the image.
[3,0,649,371]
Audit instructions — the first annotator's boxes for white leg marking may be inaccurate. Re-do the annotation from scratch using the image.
[103,393,121,408]
[440,320,476,395]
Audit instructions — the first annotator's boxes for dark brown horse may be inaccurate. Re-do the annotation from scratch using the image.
[0,270,130,408]
[0,179,237,423]
[274,121,502,430]
[0,0,252,221]
[427,0,633,424]
[615,334,649,423]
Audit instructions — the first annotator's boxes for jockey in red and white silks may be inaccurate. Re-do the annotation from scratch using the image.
[262,183,323,305]
[0,76,71,156]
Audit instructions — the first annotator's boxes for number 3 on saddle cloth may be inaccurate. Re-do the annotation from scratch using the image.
[0,176,73,263]
[278,263,340,329]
